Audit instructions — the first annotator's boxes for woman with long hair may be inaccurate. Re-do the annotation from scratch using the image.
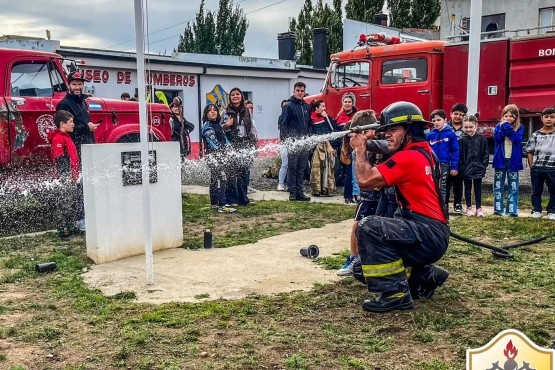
[335,92,358,203]
[221,87,256,206]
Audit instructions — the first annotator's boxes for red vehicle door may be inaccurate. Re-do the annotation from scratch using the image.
[372,55,433,119]
[6,58,66,166]
[318,59,372,116]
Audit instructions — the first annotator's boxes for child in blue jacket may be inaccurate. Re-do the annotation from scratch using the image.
[492,104,524,216]
[427,109,460,207]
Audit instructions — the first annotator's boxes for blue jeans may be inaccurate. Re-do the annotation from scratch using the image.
[278,144,288,186]
[493,169,519,216]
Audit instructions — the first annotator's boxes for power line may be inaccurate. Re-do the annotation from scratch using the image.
[246,0,288,15]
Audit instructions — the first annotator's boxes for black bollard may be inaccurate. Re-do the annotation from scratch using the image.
[35,262,57,273]
[204,229,213,249]
[300,245,319,259]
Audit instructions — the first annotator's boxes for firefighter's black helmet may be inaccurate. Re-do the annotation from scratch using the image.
[377,101,430,132]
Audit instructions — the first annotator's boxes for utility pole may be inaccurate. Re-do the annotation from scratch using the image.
[466,0,482,115]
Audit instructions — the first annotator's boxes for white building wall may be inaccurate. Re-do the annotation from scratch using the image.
[199,75,293,140]
[440,0,554,40]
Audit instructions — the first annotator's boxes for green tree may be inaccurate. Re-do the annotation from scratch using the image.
[290,0,313,65]
[409,0,441,28]
[177,0,248,55]
[345,0,385,24]
[328,0,344,54]
[387,0,412,29]
[289,0,343,65]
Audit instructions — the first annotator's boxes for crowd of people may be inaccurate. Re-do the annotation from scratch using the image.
[46,71,554,313]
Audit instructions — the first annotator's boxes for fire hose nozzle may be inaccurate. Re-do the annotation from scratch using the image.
[347,123,380,133]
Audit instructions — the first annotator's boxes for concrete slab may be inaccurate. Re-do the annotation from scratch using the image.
[83,219,352,304]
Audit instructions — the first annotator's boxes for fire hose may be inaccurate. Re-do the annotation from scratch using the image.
[450,230,555,259]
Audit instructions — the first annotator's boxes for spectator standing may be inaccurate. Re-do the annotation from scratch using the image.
[56,71,99,158]
[525,107,555,219]
[244,100,258,194]
[221,87,257,206]
[279,82,311,201]
[492,104,524,216]
[277,99,289,191]
[309,99,338,196]
[446,103,468,214]
[337,110,381,276]
[459,115,489,217]
[120,92,131,100]
[169,97,195,158]
[201,104,236,213]
[336,92,358,202]
[47,110,80,237]
[56,71,99,232]
[427,109,460,211]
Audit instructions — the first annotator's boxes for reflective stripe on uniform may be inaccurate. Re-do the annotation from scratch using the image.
[362,259,405,278]
[390,114,424,123]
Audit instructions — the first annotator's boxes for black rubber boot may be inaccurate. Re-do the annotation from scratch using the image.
[362,289,414,313]
[419,265,449,299]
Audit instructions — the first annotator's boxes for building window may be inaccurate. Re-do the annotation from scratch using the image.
[539,7,554,34]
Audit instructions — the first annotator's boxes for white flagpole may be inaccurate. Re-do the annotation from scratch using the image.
[466,0,483,115]
[134,0,154,285]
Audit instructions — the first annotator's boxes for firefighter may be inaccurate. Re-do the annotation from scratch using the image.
[349,101,450,313]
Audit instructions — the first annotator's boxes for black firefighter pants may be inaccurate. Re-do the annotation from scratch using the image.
[356,211,450,293]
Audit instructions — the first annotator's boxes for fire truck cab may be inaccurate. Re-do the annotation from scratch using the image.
[307,30,555,140]
[0,48,171,169]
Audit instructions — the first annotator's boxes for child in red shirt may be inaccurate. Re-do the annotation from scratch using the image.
[48,110,80,237]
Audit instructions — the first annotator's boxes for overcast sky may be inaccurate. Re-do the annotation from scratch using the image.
[2,0,334,58]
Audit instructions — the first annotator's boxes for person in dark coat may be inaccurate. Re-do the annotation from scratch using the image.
[278,82,312,201]
[459,114,489,217]
[56,71,99,159]
[221,87,256,206]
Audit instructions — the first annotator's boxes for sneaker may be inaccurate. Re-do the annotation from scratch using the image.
[277,184,286,191]
[476,208,485,218]
[466,207,474,217]
[454,204,463,214]
[75,219,86,232]
[532,211,542,218]
[210,205,219,210]
[296,193,311,202]
[362,290,414,313]
[419,265,449,299]
[337,255,361,276]
[247,186,257,194]
[547,213,555,220]
[218,205,237,213]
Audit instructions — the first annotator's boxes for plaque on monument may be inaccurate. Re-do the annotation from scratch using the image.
[121,150,158,186]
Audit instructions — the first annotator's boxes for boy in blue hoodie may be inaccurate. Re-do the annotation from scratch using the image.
[427,109,460,208]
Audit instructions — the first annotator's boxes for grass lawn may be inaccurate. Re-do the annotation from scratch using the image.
[1,194,554,370]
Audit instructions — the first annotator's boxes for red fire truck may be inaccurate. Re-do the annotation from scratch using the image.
[306,30,555,140]
[0,48,171,170]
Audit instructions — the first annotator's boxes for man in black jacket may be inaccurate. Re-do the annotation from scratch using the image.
[56,71,100,158]
[279,82,311,201]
